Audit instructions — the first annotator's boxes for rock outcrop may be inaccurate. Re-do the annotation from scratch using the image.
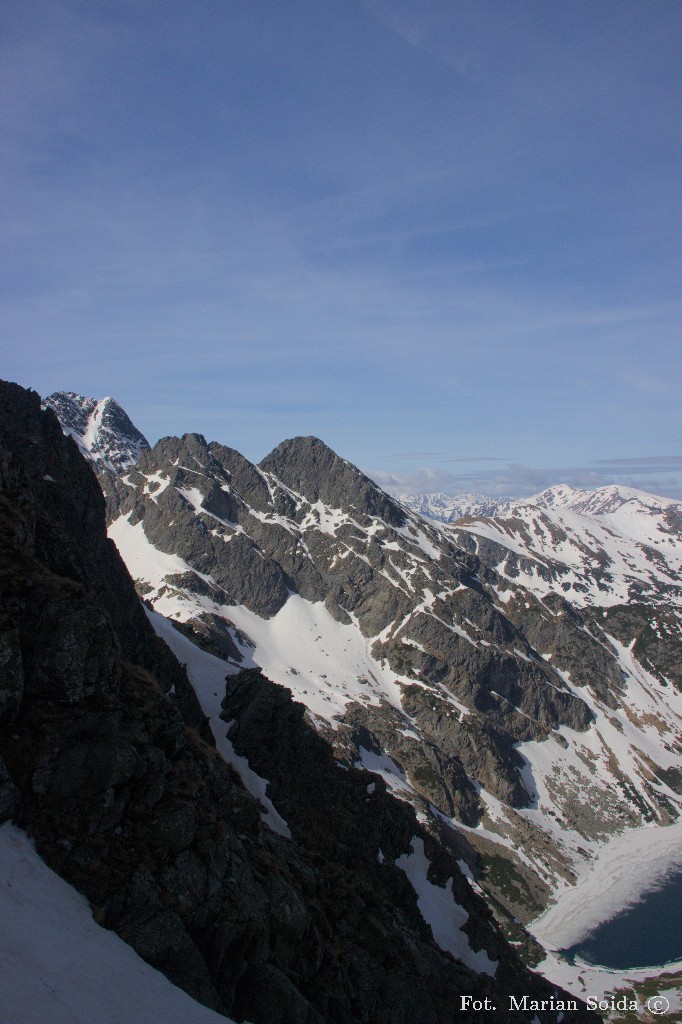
[102,432,601,811]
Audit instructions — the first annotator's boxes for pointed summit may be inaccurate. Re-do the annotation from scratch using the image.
[43,391,150,474]
[259,435,406,526]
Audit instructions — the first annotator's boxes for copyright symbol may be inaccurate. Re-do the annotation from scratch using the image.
[647,995,670,1015]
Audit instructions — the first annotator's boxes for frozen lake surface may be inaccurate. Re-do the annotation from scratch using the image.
[565,863,682,969]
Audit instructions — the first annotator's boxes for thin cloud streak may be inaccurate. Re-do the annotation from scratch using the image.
[594,456,682,468]
[368,459,682,501]
[376,452,507,462]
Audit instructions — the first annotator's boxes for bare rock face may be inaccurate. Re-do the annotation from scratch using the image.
[0,381,598,1023]
[260,435,407,528]
[0,627,23,721]
[588,602,682,692]
[0,754,16,822]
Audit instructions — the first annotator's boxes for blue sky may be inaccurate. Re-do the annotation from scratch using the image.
[2,0,681,496]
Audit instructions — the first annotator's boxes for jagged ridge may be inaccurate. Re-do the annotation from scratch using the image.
[44,389,682,977]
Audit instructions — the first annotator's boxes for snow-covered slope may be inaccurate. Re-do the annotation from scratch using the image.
[43,393,682,985]
[531,482,679,518]
[0,824,235,1024]
[446,485,682,611]
[99,432,682,943]
[42,391,149,473]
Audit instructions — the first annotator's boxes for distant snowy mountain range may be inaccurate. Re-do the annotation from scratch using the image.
[401,482,681,524]
[401,484,682,614]
[400,491,517,521]
[28,388,682,1006]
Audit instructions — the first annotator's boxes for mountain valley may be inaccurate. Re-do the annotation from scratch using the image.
[88,403,682,928]
[2,382,681,1021]
[46,391,682,925]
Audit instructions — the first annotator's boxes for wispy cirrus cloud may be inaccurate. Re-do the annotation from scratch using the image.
[2,1,680,477]
[593,455,682,468]
[368,466,464,494]
[375,452,507,462]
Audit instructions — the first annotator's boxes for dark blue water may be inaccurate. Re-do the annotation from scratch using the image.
[563,865,682,969]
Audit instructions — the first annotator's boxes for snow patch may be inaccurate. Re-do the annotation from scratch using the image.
[357,746,412,795]
[396,837,497,976]
[148,610,291,839]
[108,515,198,591]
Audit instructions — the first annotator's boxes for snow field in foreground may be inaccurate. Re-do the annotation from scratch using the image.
[0,824,238,1024]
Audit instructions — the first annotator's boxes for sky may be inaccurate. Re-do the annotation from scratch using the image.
[1,0,681,498]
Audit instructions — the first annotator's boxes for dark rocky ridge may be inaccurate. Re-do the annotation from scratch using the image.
[586,603,682,693]
[0,381,598,1022]
[1,386,205,733]
[260,435,407,528]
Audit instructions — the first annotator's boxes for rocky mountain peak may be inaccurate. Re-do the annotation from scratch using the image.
[40,385,682,948]
[260,435,406,527]
[562,484,678,517]
[42,390,150,474]
[529,483,653,514]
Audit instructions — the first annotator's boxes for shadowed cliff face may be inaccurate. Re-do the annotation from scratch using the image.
[0,381,598,1024]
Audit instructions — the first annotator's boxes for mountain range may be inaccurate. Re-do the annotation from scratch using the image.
[403,484,682,610]
[42,390,682,905]
[3,383,681,1021]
